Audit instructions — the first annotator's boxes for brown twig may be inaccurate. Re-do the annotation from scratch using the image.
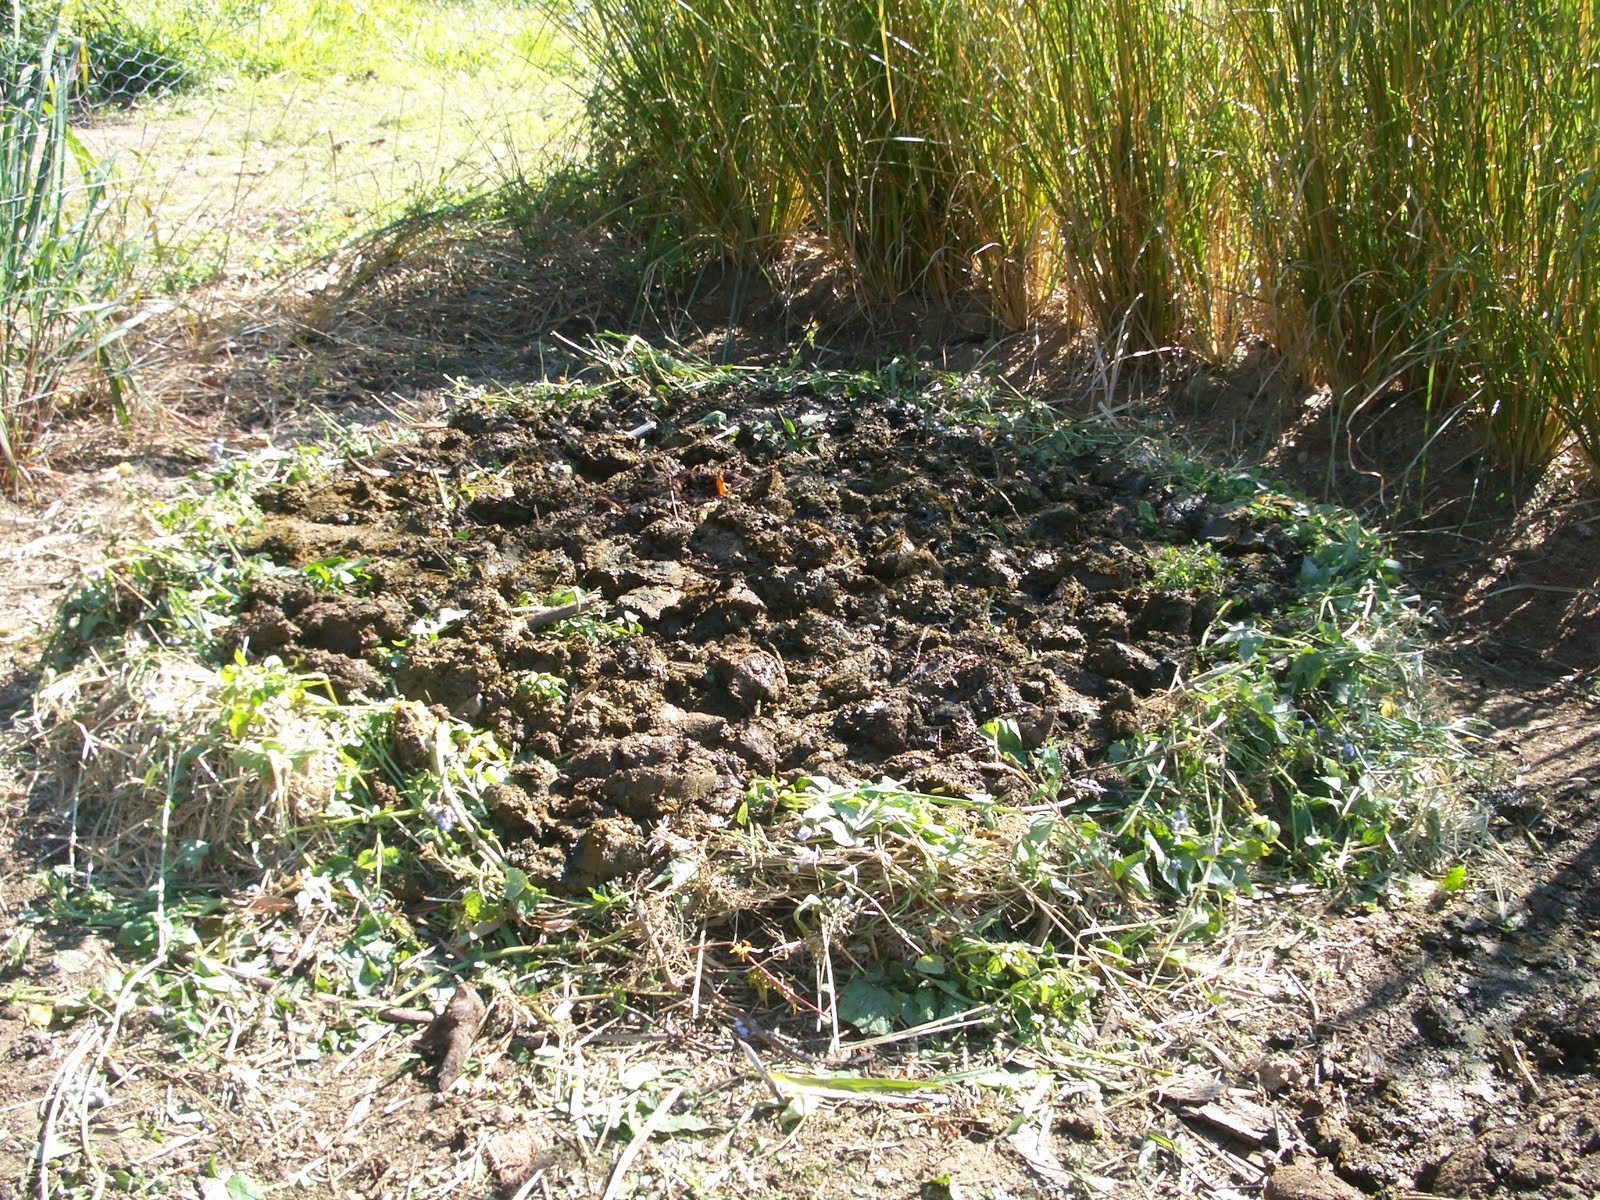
[523,596,592,632]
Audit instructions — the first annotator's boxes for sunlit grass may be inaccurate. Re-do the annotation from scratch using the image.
[86,72,575,283]
[68,0,578,287]
[58,0,568,86]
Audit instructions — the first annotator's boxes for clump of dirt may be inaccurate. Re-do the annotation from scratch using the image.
[230,384,1303,890]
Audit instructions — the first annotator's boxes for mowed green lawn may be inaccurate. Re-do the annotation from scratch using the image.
[72,0,579,285]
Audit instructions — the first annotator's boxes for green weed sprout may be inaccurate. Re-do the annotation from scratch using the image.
[2,16,135,492]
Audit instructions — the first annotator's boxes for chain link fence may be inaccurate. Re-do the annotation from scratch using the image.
[8,1,201,108]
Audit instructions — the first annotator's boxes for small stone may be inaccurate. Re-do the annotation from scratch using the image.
[869,531,938,580]
[1258,1054,1304,1094]
[837,697,915,754]
[389,701,437,774]
[618,584,682,620]
[1414,996,1463,1045]
[1086,640,1164,691]
[1029,504,1085,540]
[721,580,766,614]
[567,817,647,887]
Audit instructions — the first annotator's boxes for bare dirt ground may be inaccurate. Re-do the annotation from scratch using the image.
[1,247,1597,1199]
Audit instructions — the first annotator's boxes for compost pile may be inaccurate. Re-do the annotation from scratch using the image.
[231,382,1302,889]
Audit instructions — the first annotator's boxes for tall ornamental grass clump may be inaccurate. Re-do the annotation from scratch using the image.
[1014,0,1244,357]
[770,0,1051,319]
[566,0,1599,482]
[1453,3,1600,479]
[559,0,1260,343]
[1229,0,1445,398]
[1,16,130,492]
[564,0,1057,323]
[567,0,804,267]
[1229,0,1600,479]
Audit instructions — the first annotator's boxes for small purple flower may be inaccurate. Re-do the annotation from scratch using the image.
[432,806,457,834]
[208,439,225,462]
[1339,743,1358,763]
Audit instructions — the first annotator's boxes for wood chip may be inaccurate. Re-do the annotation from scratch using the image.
[1159,1072,1228,1106]
[1184,1098,1276,1147]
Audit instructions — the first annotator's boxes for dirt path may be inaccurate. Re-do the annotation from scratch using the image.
[1237,676,1600,1200]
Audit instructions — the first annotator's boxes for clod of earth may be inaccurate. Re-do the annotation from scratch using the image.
[230,385,1301,889]
[425,981,487,1092]
[1263,1161,1366,1200]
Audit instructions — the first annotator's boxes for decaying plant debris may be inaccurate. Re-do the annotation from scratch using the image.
[14,344,1489,1197]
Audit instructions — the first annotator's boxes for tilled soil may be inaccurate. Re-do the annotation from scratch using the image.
[4,374,1600,1199]
[232,384,1300,889]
